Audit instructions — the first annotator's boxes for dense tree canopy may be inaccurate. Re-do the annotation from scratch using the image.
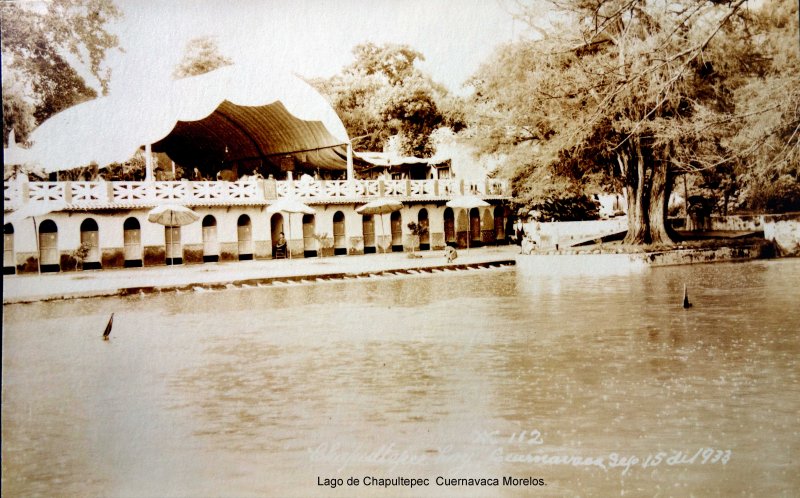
[468,0,798,242]
[728,0,800,213]
[1,0,121,146]
[311,42,464,157]
[173,36,233,79]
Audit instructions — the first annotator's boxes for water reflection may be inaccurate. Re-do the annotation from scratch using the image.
[2,261,799,496]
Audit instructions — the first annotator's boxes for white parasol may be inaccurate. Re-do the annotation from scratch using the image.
[147,204,200,266]
[356,198,403,254]
[147,204,200,226]
[446,195,489,252]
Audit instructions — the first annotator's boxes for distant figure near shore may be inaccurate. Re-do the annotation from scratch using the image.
[514,220,525,253]
[445,245,458,263]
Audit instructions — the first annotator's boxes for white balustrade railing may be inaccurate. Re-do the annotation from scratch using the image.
[382,180,405,196]
[292,180,322,198]
[28,182,65,202]
[70,181,107,202]
[410,180,434,196]
[364,180,381,196]
[4,178,510,209]
[4,182,16,204]
[439,179,460,196]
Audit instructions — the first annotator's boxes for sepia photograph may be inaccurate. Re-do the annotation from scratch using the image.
[2,0,799,496]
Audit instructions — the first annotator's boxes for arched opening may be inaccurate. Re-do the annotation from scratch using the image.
[165,225,182,265]
[390,211,403,252]
[333,211,346,256]
[237,214,253,260]
[456,209,468,248]
[123,217,142,267]
[39,219,60,272]
[362,215,375,254]
[79,218,101,270]
[271,213,286,259]
[494,206,506,245]
[469,208,482,247]
[418,209,430,250]
[202,215,219,263]
[444,208,455,247]
[481,208,495,246]
[302,214,316,258]
[4,223,15,275]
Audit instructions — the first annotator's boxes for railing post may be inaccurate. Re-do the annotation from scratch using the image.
[379,179,385,197]
[262,178,277,200]
[64,182,72,203]
[433,179,439,196]
[145,143,154,182]
[106,181,115,202]
[405,179,411,197]
[21,182,30,204]
[346,142,354,181]
[459,179,465,195]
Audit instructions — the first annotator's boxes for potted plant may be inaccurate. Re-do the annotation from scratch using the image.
[313,232,333,257]
[72,242,92,270]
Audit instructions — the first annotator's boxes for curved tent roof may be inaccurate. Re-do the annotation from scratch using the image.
[27,65,350,173]
[152,100,348,172]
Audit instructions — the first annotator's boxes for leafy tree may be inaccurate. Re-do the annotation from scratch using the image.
[173,36,233,79]
[311,42,458,157]
[2,80,36,146]
[728,0,799,213]
[1,0,121,146]
[469,0,775,244]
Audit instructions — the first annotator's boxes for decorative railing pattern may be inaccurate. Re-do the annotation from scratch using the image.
[4,182,16,204]
[28,182,65,202]
[70,181,107,202]
[4,178,510,209]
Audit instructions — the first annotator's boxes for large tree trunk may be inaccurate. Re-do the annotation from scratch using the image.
[621,140,675,246]
[623,139,649,244]
[647,159,675,245]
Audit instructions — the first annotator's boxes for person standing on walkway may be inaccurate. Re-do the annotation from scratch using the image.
[514,220,525,253]
[445,245,458,263]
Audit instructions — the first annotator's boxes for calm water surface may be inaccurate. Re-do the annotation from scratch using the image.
[2,259,799,497]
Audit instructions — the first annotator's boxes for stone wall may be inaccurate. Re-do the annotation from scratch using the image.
[763,213,800,257]
[516,241,773,275]
[709,214,764,231]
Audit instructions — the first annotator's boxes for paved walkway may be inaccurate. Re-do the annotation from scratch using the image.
[3,246,519,304]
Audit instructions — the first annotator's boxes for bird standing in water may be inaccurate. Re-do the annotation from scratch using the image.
[683,284,692,309]
[103,313,114,340]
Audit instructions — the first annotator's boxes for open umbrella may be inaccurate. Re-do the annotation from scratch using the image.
[147,204,200,265]
[356,198,403,254]
[147,204,200,226]
[4,199,68,275]
[446,195,489,252]
[266,198,316,259]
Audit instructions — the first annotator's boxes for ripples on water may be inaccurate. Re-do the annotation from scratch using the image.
[2,260,799,497]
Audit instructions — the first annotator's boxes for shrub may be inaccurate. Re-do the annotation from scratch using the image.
[522,194,600,221]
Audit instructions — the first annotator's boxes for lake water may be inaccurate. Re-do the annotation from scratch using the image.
[2,259,799,497]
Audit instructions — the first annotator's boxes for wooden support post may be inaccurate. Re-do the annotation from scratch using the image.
[346,142,354,181]
[145,144,154,182]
